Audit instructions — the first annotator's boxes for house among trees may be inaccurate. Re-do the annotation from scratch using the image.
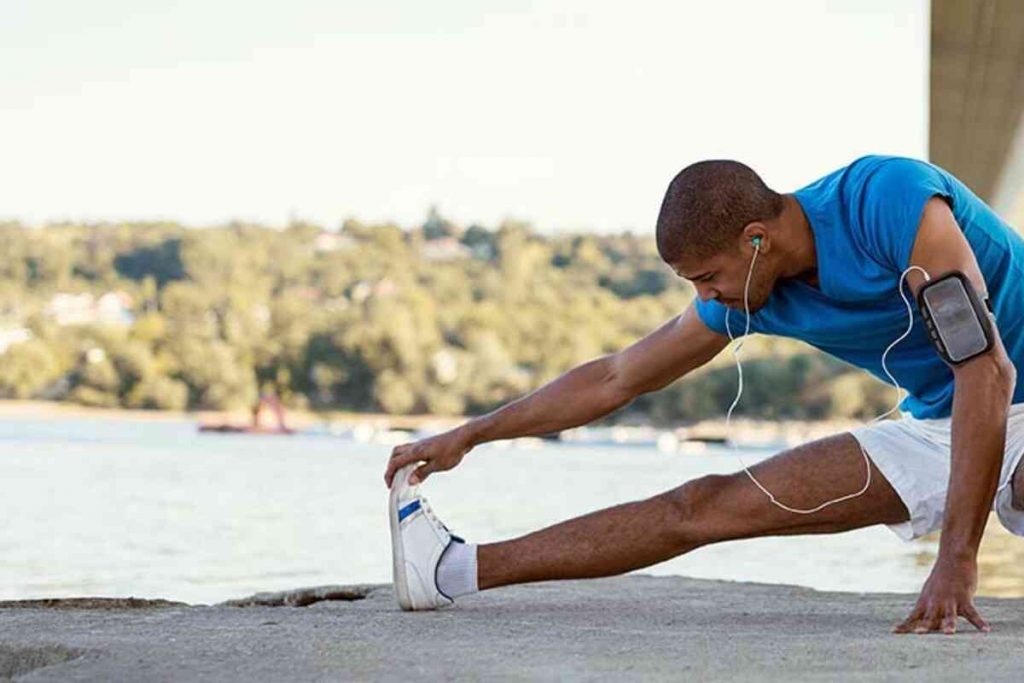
[420,236,472,262]
[46,292,135,327]
[0,327,31,354]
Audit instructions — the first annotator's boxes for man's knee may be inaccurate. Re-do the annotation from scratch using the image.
[656,474,736,547]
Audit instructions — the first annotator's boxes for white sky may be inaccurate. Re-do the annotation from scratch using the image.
[0,0,928,233]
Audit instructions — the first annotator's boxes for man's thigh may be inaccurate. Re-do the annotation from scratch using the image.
[689,433,910,544]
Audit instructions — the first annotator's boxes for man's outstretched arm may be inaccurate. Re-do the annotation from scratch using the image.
[895,197,1018,634]
[384,304,729,486]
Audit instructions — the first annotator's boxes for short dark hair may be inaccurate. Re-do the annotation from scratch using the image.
[656,160,784,263]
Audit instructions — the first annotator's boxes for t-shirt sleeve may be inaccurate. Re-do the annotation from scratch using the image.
[856,157,953,273]
[694,298,728,335]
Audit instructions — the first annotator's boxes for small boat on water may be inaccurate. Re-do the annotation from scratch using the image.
[198,394,295,435]
[198,424,295,435]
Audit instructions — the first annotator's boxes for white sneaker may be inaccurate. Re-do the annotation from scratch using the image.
[389,464,461,611]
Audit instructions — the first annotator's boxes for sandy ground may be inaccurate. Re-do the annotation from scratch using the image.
[1,575,1022,681]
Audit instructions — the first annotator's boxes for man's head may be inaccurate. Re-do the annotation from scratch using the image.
[657,160,786,312]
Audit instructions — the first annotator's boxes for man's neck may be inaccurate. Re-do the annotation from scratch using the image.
[774,194,819,284]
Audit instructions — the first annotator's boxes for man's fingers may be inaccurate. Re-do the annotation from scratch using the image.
[897,603,943,635]
[913,608,942,635]
[941,611,957,635]
[384,450,424,487]
[893,617,916,634]
[893,604,925,634]
[960,603,991,633]
[410,462,435,486]
[897,601,990,636]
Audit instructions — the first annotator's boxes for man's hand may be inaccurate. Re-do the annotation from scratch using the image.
[894,557,989,635]
[383,428,475,488]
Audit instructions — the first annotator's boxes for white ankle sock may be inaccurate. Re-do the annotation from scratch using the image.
[436,541,478,599]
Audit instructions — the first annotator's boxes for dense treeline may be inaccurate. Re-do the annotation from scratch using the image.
[0,213,893,425]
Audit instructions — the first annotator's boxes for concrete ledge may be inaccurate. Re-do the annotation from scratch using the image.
[0,575,1022,681]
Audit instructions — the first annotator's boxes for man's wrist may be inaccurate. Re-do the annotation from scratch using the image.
[456,418,489,448]
[935,543,978,567]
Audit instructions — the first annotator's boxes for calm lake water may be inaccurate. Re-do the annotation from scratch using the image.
[1,416,1021,604]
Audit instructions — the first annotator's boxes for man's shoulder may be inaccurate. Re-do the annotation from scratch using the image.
[796,155,949,221]
[798,155,932,192]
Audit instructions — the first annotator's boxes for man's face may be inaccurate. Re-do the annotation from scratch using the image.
[670,244,776,313]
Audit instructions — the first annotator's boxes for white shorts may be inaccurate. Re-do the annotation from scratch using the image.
[850,402,1024,541]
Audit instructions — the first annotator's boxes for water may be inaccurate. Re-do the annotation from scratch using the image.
[0,416,945,604]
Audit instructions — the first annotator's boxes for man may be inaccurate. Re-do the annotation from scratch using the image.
[384,155,1024,634]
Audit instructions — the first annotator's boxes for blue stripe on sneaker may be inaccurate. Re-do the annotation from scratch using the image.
[398,500,421,522]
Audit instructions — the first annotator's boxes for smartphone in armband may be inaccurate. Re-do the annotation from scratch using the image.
[916,271,995,366]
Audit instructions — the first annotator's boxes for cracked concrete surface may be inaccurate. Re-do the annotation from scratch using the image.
[1,575,1022,681]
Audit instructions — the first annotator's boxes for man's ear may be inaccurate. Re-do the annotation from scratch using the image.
[742,223,768,253]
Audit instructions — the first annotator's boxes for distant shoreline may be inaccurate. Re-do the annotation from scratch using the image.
[0,400,466,430]
[0,399,864,447]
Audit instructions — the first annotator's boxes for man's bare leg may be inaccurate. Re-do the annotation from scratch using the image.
[478,433,908,590]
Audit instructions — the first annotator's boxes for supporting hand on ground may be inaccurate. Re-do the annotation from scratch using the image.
[384,428,475,488]
[894,557,989,635]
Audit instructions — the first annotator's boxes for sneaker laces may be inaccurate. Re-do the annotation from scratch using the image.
[416,488,466,545]
[414,489,450,534]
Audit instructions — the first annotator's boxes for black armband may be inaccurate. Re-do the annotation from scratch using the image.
[916,270,995,366]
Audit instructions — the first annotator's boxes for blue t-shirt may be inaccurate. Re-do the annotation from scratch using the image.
[695,155,1024,419]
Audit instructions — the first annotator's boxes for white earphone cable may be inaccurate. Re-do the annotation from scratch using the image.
[723,244,930,515]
